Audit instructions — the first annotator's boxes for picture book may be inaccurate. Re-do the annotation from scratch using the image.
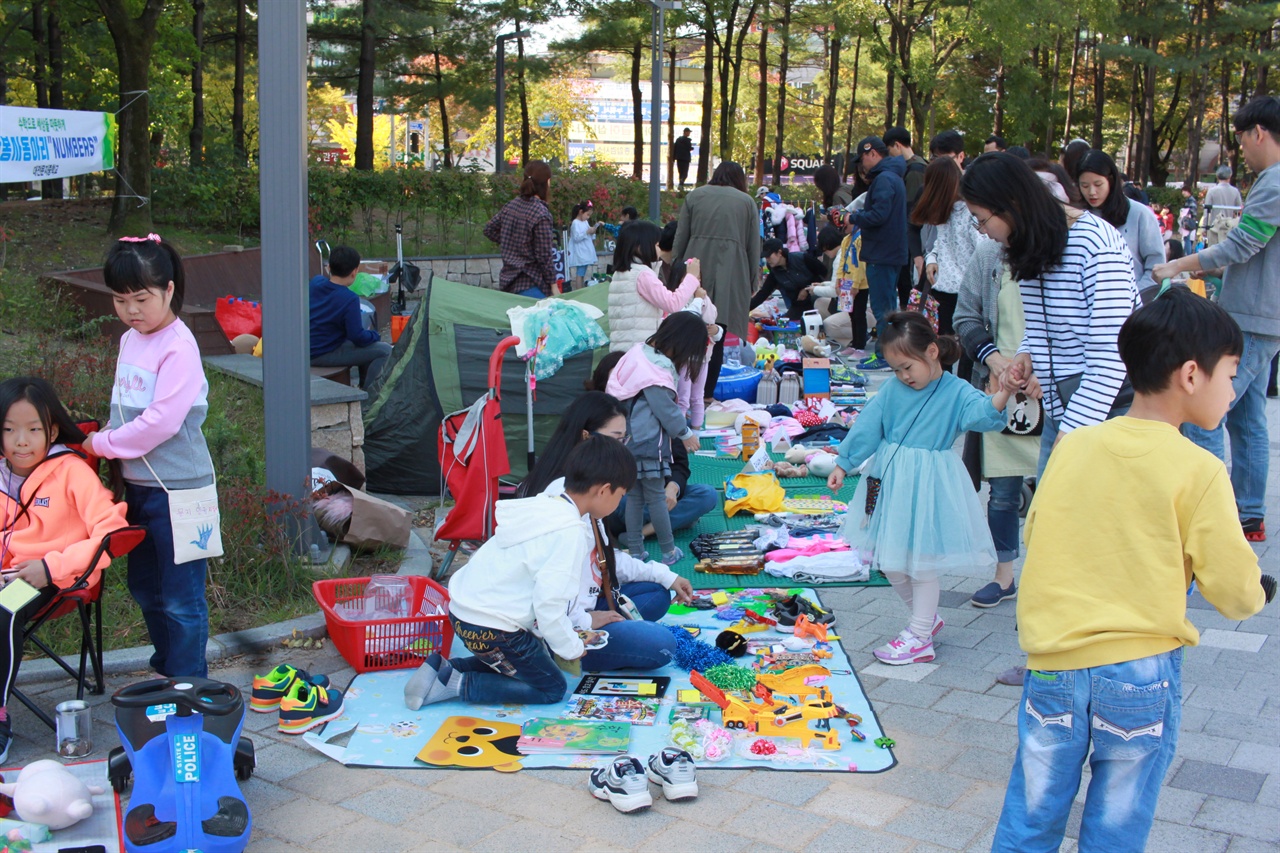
[517,718,632,754]
[561,695,659,726]
[573,675,670,699]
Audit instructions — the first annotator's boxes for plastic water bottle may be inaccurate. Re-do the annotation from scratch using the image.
[724,333,741,369]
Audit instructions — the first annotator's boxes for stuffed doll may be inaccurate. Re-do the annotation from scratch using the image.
[0,761,103,831]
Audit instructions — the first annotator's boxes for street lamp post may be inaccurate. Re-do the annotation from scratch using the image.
[648,1,681,221]
[496,30,531,174]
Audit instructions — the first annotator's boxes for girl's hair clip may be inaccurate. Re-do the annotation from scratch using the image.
[119,233,162,244]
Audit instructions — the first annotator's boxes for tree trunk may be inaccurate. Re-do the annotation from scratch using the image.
[233,0,246,161]
[728,1,759,159]
[190,0,206,167]
[631,40,644,178]
[433,38,452,167]
[842,33,860,179]
[753,2,768,186]
[0,53,7,200]
[884,25,895,130]
[1090,36,1104,148]
[1125,62,1139,176]
[1138,39,1158,185]
[517,31,531,166]
[96,0,163,233]
[32,0,48,109]
[822,25,840,163]
[1182,0,1205,190]
[771,0,791,185]
[1044,31,1063,157]
[1257,25,1272,96]
[354,0,376,170]
[715,1,733,160]
[1062,16,1080,141]
[993,60,1004,136]
[667,43,676,189]
[44,0,64,197]
[698,27,714,183]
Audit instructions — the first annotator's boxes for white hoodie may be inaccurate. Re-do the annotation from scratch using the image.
[541,478,679,631]
[447,493,589,660]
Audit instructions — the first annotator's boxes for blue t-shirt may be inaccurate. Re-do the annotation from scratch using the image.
[309,275,379,358]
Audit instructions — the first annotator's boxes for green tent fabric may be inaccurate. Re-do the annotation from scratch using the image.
[362,274,611,495]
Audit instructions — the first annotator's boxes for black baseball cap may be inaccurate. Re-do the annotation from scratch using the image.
[854,136,889,161]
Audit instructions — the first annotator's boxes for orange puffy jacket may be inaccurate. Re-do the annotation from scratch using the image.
[0,448,129,590]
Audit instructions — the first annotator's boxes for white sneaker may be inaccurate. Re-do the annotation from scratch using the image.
[646,747,699,800]
[588,756,653,813]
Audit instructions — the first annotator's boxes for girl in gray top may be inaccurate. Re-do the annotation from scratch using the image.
[1074,150,1164,288]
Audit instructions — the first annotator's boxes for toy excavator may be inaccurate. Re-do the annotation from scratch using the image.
[690,670,841,750]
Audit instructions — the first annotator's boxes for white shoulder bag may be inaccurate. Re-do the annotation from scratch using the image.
[116,399,223,564]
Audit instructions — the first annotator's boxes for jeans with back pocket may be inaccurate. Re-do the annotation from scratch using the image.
[449,618,568,705]
[992,648,1182,853]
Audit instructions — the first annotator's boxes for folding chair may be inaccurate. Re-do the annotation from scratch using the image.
[11,525,147,730]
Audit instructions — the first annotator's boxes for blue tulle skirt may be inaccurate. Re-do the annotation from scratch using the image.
[840,443,997,579]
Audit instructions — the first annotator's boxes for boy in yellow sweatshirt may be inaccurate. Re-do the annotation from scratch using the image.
[993,286,1272,853]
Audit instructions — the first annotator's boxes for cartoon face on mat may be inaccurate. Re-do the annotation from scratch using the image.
[415,716,524,772]
[537,723,592,742]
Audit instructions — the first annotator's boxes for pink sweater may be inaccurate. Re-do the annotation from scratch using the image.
[95,318,214,489]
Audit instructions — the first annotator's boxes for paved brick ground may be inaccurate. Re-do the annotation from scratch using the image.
[9,404,1279,852]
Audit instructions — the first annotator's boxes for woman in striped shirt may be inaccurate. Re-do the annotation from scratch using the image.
[961,153,1140,477]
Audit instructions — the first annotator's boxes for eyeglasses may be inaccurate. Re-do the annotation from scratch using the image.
[974,212,998,232]
[1234,125,1257,142]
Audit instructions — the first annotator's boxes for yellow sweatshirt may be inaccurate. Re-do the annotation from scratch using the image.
[1018,417,1265,671]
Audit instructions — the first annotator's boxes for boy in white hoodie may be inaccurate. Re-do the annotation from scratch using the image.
[404,438,632,708]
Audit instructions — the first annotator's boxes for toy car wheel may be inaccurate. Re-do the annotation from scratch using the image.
[110,771,132,793]
[235,763,254,782]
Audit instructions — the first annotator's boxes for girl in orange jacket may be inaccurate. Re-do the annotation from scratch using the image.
[0,377,128,761]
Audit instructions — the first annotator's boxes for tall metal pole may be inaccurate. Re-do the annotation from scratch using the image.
[495,30,530,175]
[649,5,663,220]
[259,0,311,552]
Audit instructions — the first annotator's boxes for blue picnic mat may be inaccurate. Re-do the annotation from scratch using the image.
[304,589,896,773]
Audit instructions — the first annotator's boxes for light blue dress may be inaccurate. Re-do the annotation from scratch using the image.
[836,372,1007,578]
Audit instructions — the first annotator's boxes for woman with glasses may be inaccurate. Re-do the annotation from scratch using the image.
[961,153,1140,479]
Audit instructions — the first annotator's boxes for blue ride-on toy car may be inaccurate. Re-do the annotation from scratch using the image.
[107,677,256,853]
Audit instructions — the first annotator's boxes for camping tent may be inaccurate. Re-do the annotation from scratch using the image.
[362,275,611,495]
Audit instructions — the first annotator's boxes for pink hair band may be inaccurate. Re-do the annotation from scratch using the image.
[119,233,162,243]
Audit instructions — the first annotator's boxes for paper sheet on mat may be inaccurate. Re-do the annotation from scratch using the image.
[0,759,124,853]
[304,589,896,773]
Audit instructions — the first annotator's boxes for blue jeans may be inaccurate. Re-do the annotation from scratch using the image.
[310,339,393,390]
[608,483,717,535]
[1183,331,1280,520]
[583,582,677,671]
[864,263,902,357]
[515,285,546,299]
[994,649,1183,853]
[449,618,567,704]
[987,476,1024,563]
[124,483,210,678]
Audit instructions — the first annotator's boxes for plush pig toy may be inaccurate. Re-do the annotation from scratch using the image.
[0,761,103,830]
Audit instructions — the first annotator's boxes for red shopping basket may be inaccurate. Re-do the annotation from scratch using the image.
[313,576,454,673]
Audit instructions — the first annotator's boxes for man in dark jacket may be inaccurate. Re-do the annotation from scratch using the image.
[847,136,907,369]
[751,238,827,319]
[309,245,393,389]
[673,128,694,190]
[885,126,928,307]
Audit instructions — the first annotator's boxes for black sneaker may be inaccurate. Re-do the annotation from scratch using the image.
[772,595,836,627]
[0,715,11,764]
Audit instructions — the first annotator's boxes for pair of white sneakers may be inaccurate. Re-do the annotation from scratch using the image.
[587,748,699,813]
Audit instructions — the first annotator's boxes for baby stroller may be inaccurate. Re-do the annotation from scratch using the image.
[434,335,528,578]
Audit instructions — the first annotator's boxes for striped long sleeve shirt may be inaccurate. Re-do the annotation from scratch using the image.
[1016,212,1140,433]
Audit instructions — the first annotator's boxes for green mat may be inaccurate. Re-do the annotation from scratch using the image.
[646,455,888,589]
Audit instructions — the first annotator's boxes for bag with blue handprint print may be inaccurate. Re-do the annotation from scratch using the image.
[138,455,223,564]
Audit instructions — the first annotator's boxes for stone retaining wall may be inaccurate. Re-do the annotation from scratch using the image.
[420,251,609,290]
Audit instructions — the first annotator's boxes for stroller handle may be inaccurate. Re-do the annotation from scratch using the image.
[489,336,522,398]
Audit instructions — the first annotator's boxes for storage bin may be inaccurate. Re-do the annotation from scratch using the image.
[314,576,453,673]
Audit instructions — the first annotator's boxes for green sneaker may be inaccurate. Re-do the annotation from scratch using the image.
[278,679,344,734]
[250,664,330,713]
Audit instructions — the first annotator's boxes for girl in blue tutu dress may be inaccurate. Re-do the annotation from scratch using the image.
[828,312,1013,665]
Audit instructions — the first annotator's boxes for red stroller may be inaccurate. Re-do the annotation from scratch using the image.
[433,336,523,577]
